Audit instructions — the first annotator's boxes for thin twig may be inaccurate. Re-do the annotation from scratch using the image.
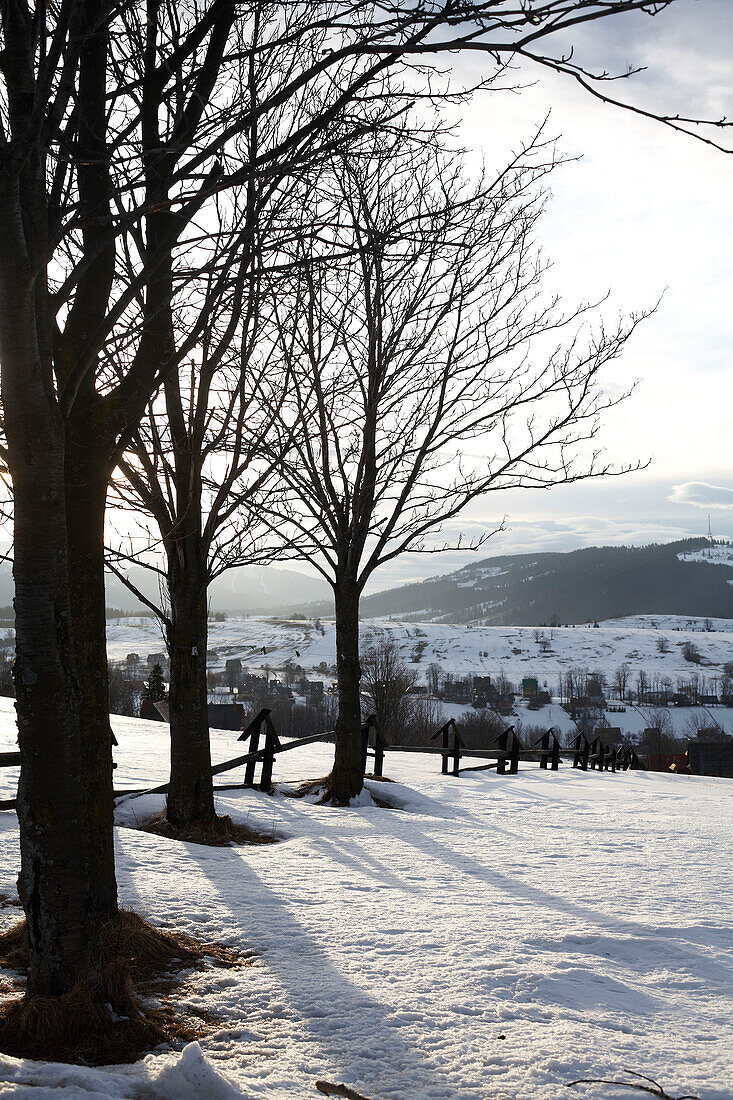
[566,1068,700,1100]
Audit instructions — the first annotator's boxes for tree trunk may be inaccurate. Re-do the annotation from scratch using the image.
[0,301,101,995]
[328,578,364,804]
[165,559,215,827]
[65,427,118,917]
[12,459,103,995]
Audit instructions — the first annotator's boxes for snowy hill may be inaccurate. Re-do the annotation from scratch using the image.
[105,612,733,741]
[679,541,733,581]
[347,538,733,625]
[0,697,731,1098]
[107,611,733,688]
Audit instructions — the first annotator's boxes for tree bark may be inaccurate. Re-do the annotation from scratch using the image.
[65,422,118,917]
[0,285,101,996]
[329,577,365,804]
[165,556,215,827]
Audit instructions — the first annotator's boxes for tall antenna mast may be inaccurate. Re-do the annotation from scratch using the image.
[707,513,714,546]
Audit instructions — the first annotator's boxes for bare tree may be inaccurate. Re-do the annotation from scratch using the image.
[0,0,445,1036]
[0,0,253,1015]
[405,695,447,746]
[361,636,418,743]
[0,0,450,1019]
[614,662,631,701]
[640,709,677,759]
[427,662,443,696]
[259,124,650,801]
[683,640,702,664]
[109,233,291,829]
[0,0,728,1043]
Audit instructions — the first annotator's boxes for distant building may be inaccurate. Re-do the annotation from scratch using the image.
[472,676,500,708]
[442,678,472,704]
[595,724,622,746]
[688,741,733,779]
[140,699,245,731]
[208,702,245,731]
[140,699,169,723]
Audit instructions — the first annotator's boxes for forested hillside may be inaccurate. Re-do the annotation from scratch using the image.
[350,538,733,625]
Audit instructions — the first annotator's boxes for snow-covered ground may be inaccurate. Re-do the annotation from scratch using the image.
[105,613,733,739]
[106,613,733,684]
[0,697,732,1099]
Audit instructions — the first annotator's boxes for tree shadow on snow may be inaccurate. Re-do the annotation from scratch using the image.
[144,838,492,1100]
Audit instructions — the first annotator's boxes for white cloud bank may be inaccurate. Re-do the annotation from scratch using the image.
[668,481,733,510]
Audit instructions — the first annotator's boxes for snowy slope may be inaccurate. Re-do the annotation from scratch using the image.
[355,538,733,625]
[679,544,733,584]
[1,698,732,1099]
[107,612,733,685]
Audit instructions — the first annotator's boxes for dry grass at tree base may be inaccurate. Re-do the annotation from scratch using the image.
[283,776,397,809]
[0,909,250,1065]
[140,809,277,847]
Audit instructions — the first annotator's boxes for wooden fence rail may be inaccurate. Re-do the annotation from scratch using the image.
[0,710,639,813]
[367,722,638,780]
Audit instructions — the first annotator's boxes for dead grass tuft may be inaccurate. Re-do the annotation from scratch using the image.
[0,908,246,981]
[282,776,397,809]
[281,776,330,800]
[0,979,198,1065]
[139,809,277,847]
[0,909,251,1065]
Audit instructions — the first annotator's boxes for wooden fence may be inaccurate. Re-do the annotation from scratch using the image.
[112,707,363,802]
[367,720,639,779]
[0,751,20,811]
[0,710,638,812]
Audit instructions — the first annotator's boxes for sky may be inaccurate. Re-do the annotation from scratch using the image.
[10,1,724,601]
[355,0,733,593]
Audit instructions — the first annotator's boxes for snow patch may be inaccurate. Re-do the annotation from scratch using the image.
[144,1042,245,1098]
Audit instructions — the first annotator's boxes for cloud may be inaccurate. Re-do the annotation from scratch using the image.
[668,482,733,510]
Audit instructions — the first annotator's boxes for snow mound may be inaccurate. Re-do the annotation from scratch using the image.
[348,788,376,807]
[0,1043,246,1099]
[144,1042,245,1098]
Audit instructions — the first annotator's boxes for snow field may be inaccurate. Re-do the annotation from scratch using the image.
[0,698,732,1098]
[105,614,733,690]
[106,613,733,740]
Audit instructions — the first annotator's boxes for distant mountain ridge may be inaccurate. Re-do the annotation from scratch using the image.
[309,538,733,625]
[0,559,329,615]
[2,538,730,625]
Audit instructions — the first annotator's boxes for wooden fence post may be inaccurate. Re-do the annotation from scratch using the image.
[371,717,385,778]
[259,713,282,793]
[509,728,521,775]
[550,730,560,771]
[243,710,268,787]
[451,720,461,777]
[571,732,589,770]
[494,725,514,776]
[441,722,450,775]
[361,715,376,776]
